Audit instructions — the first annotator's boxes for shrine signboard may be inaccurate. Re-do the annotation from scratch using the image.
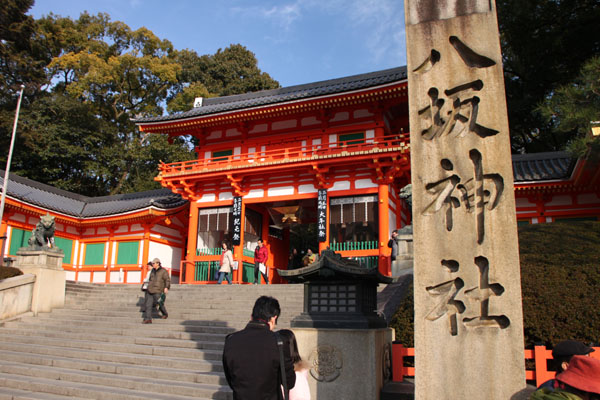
[404,1,526,398]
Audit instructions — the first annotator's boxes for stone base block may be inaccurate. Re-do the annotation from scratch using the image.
[293,327,394,400]
[16,250,65,315]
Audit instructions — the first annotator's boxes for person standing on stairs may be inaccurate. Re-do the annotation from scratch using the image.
[254,238,269,284]
[217,241,234,284]
[143,258,170,324]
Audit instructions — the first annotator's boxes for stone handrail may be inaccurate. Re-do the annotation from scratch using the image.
[0,273,36,320]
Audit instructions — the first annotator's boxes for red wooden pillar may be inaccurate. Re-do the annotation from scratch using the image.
[105,226,115,283]
[378,183,391,276]
[185,203,199,283]
[261,210,270,284]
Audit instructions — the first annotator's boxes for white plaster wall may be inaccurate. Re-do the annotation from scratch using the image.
[197,193,216,203]
[330,111,349,122]
[219,192,234,201]
[329,134,337,146]
[246,189,265,198]
[148,241,182,272]
[366,129,375,139]
[66,226,78,235]
[84,228,95,235]
[97,227,109,235]
[205,151,211,159]
[131,224,143,232]
[78,271,91,283]
[110,271,122,283]
[298,184,317,194]
[330,181,351,191]
[389,210,397,235]
[206,130,222,139]
[66,271,76,281]
[267,186,294,197]
[354,109,374,118]
[110,242,117,266]
[355,179,377,189]
[547,195,572,206]
[12,213,26,222]
[115,225,128,234]
[225,128,240,137]
[128,270,142,283]
[515,197,535,207]
[152,225,180,238]
[93,272,106,283]
[104,242,110,265]
[301,116,319,126]
[578,193,600,204]
[250,124,267,133]
[272,119,297,130]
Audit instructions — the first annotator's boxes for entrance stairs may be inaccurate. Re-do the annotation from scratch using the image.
[0,282,304,400]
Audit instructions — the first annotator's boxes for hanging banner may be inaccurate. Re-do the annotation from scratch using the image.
[317,189,327,242]
[232,196,242,246]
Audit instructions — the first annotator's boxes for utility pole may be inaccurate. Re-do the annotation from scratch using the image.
[0,85,25,266]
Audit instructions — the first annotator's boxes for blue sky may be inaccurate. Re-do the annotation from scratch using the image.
[29,0,407,88]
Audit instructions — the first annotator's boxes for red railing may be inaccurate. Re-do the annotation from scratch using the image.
[392,344,600,386]
[158,132,410,177]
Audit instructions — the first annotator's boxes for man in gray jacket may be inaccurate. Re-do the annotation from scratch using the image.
[143,258,170,324]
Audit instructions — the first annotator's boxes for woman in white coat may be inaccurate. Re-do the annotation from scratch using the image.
[217,241,234,284]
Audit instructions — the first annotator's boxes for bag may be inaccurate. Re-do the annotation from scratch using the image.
[141,282,149,292]
[232,261,239,271]
[259,263,266,274]
[275,332,290,400]
[387,239,394,248]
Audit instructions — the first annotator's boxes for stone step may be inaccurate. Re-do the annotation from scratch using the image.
[0,342,222,371]
[0,387,89,400]
[0,322,231,341]
[0,371,229,400]
[23,310,296,329]
[0,360,231,399]
[0,327,225,350]
[0,282,312,399]
[2,318,236,336]
[0,333,223,361]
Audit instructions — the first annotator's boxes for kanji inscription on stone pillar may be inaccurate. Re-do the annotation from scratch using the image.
[404,1,526,398]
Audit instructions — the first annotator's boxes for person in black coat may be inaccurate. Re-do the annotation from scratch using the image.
[223,296,296,400]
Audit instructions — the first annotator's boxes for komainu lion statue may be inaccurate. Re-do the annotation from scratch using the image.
[27,213,57,250]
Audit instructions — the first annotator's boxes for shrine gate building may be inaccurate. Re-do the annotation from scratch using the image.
[1,67,599,284]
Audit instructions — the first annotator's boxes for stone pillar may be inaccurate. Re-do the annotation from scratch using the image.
[15,249,66,315]
[293,327,393,400]
[404,1,526,398]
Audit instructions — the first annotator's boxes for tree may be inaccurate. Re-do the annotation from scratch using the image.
[537,56,600,158]
[0,12,279,195]
[170,44,279,101]
[497,0,600,153]
[4,12,194,195]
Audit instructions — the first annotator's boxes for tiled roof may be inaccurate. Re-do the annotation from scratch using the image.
[512,151,575,182]
[0,171,186,218]
[134,66,408,124]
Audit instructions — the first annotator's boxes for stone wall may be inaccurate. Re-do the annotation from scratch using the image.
[0,274,35,320]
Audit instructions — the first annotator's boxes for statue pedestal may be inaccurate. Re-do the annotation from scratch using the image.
[15,249,65,315]
[294,327,394,400]
[392,230,413,277]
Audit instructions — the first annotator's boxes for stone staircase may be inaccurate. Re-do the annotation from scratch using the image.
[0,282,304,400]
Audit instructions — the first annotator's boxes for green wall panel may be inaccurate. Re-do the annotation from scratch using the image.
[54,236,73,264]
[9,228,31,255]
[84,243,105,265]
[117,241,139,265]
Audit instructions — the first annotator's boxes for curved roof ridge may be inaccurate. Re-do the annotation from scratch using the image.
[0,170,186,218]
[134,66,408,124]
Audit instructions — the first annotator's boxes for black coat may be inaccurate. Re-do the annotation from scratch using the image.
[223,321,296,400]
